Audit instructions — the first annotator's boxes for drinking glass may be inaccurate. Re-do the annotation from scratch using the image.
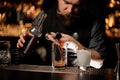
[0,41,11,65]
[52,43,67,69]
[77,49,91,71]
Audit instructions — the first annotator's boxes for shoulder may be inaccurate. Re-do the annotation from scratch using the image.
[81,10,104,30]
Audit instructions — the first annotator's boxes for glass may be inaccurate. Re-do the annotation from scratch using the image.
[77,50,91,71]
[0,41,11,65]
[52,43,67,69]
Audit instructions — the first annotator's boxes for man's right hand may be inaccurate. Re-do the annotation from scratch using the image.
[16,31,33,48]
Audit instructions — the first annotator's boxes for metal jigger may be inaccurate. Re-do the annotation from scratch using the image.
[114,43,120,80]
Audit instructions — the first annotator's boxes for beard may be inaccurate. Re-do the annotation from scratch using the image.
[63,14,73,27]
[57,12,80,27]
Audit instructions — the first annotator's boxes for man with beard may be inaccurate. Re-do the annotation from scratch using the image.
[16,0,106,68]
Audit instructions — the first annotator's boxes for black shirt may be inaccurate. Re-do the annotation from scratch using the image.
[22,8,106,65]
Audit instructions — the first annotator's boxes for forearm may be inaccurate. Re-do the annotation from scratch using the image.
[77,43,104,68]
[76,41,102,60]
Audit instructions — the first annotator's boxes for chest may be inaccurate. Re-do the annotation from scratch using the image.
[42,10,94,47]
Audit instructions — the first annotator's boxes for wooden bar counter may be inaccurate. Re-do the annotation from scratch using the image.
[0,64,116,80]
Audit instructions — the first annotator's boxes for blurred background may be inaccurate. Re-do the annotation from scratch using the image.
[0,0,119,67]
[0,0,119,40]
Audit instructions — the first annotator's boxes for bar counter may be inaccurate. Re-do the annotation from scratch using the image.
[0,64,116,80]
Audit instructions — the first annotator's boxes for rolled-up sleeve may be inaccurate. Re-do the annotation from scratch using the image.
[89,20,106,68]
[89,20,106,59]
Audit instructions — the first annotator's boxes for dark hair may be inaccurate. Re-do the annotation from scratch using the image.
[41,0,88,11]
[41,0,58,11]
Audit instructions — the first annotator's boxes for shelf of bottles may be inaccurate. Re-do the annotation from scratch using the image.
[105,0,120,39]
[0,0,43,37]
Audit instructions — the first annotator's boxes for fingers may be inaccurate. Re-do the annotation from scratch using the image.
[46,32,58,45]
[60,33,70,42]
[16,31,32,48]
[17,39,23,48]
[50,32,56,38]
[46,32,71,45]
[45,32,60,44]
[16,35,25,48]
[46,32,69,44]
[26,31,34,36]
